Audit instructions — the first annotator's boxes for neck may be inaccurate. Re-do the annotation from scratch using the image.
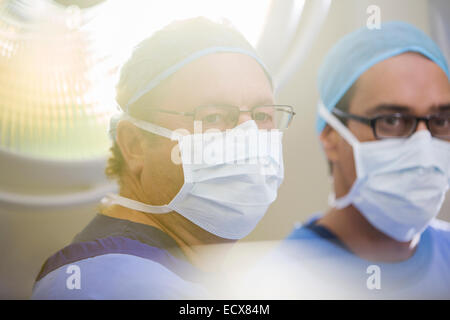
[102,174,236,272]
[152,211,237,273]
[316,205,419,262]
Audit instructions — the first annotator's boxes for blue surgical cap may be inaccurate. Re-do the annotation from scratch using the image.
[316,21,450,134]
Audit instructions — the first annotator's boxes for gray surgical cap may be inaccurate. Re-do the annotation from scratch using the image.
[110,17,272,140]
[317,21,450,134]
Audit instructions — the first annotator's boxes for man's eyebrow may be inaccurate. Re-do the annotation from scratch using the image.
[432,103,450,112]
[197,97,274,109]
[365,104,412,115]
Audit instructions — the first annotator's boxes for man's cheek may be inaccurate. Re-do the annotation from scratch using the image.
[339,141,357,185]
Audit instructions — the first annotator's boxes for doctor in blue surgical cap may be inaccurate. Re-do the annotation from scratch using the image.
[268,21,450,299]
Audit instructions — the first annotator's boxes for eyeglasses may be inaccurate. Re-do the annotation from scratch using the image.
[151,105,296,131]
[333,108,450,140]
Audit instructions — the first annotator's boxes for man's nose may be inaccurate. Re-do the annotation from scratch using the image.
[415,120,428,132]
[236,109,253,126]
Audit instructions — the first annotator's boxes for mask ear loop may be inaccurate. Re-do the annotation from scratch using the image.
[101,193,173,214]
[104,114,188,214]
[327,190,337,207]
[119,113,184,141]
[318,101,368,178]
[317,102,360,148]
[318,101,362,209]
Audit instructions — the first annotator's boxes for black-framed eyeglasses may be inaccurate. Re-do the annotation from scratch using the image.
[333,108,450,140]
[151,105,296,130]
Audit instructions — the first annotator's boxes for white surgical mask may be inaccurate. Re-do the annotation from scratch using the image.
[319,103,450,242]
[103,115,284,239]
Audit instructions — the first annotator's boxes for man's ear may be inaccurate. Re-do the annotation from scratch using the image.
[116,121,146,175]
[319,124,340,164]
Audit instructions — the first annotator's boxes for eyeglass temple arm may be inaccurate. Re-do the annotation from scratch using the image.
[153,109,195,117]
[258,105,296,116]
[332,108,371,125]
[155,106,295,117]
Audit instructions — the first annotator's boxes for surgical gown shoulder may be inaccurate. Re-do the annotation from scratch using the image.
[272,217,450,298]
[31,237,208,300]
[428,218,450,251]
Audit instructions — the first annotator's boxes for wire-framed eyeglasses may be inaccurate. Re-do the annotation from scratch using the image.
[150,104,296,131]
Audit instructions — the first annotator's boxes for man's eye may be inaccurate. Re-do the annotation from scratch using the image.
[382,116,402,126]
[433,117,449,127]
[254,112,272,122]
[203,113,223,124]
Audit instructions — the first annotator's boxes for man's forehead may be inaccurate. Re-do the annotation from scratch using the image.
[349,52,450,114]
[131,53,274,121]
[145,53,273,108]
[167,53,272,88]
[358,52,442,83]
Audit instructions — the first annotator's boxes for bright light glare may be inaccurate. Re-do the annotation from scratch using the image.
[0,0,271,161]
[89,0,272,64]
[0,1,117,160]
[148,0,272,46]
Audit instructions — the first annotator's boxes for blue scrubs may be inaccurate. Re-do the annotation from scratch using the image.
[31,214,210,299]
[275,214,450,299]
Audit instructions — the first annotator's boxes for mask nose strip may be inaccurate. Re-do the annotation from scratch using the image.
[412,130,434,168]
[233,119,258,131]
